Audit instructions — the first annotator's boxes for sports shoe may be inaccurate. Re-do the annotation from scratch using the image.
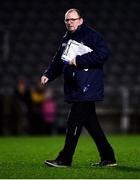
[92,160,117,167]
[44,160,71,168]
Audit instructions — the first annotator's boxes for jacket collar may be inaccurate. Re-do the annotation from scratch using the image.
[66,22,86,37]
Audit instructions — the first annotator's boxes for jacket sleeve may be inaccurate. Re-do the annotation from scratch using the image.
[76,32,110,69]
[43,46,64,82]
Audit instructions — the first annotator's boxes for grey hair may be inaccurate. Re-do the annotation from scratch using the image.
[65,8,82,18]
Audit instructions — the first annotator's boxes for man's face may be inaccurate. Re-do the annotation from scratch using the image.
[64,11,83,32]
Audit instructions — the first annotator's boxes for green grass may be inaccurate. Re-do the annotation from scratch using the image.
[0,135,140,179]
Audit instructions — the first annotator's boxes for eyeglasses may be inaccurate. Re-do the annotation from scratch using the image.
[64,17,80,23]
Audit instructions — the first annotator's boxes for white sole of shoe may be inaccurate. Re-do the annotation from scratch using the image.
[106,163,118,167]
[92,163,118,167]
[44,161,68,168]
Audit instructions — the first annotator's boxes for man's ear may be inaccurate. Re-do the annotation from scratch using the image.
[79,18,83,25]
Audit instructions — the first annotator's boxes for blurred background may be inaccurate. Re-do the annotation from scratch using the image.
[0,0,140,136]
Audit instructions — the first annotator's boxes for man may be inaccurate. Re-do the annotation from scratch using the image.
[41,8,117,167]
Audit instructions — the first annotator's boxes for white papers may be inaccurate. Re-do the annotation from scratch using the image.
[61,39,93,62]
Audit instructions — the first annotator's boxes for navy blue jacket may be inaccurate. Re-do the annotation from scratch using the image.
[44,23,110,102]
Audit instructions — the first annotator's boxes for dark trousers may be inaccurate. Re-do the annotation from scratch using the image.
[56,102,116,165]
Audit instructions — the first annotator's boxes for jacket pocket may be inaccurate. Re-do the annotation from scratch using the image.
[74,70,92,95]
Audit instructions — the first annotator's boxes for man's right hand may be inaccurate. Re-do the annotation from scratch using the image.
[41,75,49,85]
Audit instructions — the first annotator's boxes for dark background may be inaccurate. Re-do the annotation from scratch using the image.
[0,0,140,135]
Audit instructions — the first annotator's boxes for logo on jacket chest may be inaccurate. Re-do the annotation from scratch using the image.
[62,43,67,47]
